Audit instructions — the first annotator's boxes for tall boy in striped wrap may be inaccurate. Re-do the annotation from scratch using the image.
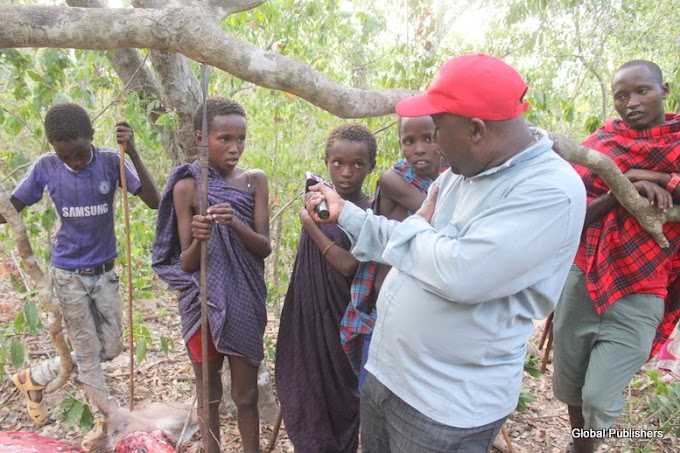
[553,60,680,453]
[3,103,160,427]
[152,96,270,453]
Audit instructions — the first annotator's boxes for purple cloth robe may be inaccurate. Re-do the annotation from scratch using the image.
[275,223,359,453]
[152,161,266,367]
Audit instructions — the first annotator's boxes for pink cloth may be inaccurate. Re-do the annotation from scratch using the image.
[658,322,680,379]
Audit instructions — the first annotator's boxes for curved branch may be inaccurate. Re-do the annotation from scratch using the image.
[0,183,73,393]
[0,4,416,118]
[551,133,678,248]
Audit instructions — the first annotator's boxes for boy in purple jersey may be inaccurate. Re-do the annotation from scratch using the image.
[0,103,160,426]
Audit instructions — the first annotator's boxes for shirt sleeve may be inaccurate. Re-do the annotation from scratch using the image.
[337,201,404,263]
[357,181,580,304]
[11,158,47,206]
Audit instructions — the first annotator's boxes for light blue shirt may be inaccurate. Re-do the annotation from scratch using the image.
[338,129,586,427]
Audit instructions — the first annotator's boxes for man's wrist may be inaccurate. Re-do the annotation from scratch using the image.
[666,172,680,193]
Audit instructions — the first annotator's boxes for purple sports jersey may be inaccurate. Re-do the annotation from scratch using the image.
[12,146,141,269]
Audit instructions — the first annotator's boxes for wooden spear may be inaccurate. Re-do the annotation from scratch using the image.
[198,62,213,448]
[118,141,135,412]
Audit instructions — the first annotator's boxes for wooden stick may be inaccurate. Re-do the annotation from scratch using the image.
[175,394,197,452]
[119,142,135,412]
[266,408,283,452]
[198,63,212,449]
[501,424,516,453]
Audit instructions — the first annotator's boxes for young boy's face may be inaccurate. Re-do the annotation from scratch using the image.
[198,114,247,174]
[612,65,668,130]
[52,137,93,172]
[399,116,441,179]
[326,139,373,199]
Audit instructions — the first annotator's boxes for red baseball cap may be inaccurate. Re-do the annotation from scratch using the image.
[395,53,529,121]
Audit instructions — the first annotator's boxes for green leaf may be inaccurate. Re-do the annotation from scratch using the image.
[79,403,94,431]
[64,400,85,428]
[41,208,57,230]
[23,301,43,335]
[160,335,169,354]
[584,116,603,134]
[4,115,23,136]
[10,337,24,368]
[135,338,147,363]
[13,310,26,333]
[26,70,44,83]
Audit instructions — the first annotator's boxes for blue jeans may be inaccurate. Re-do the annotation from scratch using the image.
[361,373,506,452]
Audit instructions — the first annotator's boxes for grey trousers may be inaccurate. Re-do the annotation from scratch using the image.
[361,373,506,453]
[552,268,664,430]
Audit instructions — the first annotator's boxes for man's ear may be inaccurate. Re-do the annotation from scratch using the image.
[469,118,486,143]
[194,130,202,144]
[661,82,670,99]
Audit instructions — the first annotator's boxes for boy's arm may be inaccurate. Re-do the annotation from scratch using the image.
[224,170,271,259]
[584,171,673,227]
[116,122,160,209]
[0,196,27,224]
[173,178,202,273]
[300,206,358,278]
[379,169,428,215]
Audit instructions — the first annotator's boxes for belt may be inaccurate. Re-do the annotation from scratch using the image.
[58,260,114,276]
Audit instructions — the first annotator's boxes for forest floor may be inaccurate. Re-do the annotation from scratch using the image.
[0,264,676,453]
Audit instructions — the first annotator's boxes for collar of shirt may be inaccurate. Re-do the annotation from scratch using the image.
[467,127,552,180]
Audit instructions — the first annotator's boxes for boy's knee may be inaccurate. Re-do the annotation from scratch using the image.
[581,389,622,430]
[231,386,258,408]
[101,339,123,361]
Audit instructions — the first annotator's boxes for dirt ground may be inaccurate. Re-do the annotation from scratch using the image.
[0,265,676,452]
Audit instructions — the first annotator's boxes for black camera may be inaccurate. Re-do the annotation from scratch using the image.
[304,171,331,220]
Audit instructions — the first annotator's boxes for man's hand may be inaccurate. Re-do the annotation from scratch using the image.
[115,121,136,154]
[305,183,345,223]
[415,185,440,223]
[633,180,672,211]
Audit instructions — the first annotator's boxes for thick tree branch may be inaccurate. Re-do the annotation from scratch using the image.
[0,183,73,393]
[551,133,680,248]
[0,4,416,118]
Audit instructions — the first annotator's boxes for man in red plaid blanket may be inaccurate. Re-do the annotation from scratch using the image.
[553,59,680,453]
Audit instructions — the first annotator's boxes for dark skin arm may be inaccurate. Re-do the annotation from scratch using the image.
[378,169,428,220]
[371,169,430,293]
[115,121,160,209]
[176,171,271,273]
[299,203,359,278]
[584,176,673,227]
[0,196,27,224]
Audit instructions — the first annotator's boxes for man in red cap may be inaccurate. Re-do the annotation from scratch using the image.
[305,53,586,452]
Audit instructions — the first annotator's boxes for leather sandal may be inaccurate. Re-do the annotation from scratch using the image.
[12,369,48,426]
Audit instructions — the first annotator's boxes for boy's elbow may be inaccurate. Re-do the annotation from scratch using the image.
[340,262,359,278]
